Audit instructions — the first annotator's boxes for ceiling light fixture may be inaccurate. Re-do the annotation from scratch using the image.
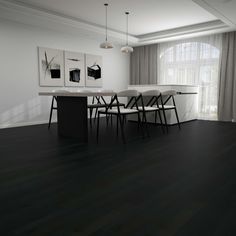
[100,3,113,49]
[121,12,133,53]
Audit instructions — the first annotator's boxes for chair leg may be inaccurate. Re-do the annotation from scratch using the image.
[106,114,109,126]
[48,98,54,130]
[124,116,127,124]
[96,112,100,143]
[116,115,119,137]
[94,108,98,124]
[158,110,165,134]
[137,112,144,138]
[122,115,125,126]
[89,108,93,126]
[162,109,168,133]
[174,108,181,130]
[155,110,157,124]
[118,115,126,144]
[143,111,149,137]
[137,112,141,131]
[142,112,145,123]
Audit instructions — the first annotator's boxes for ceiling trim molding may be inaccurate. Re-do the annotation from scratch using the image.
[138,20,228,43]
[0,0,234,46]
[192,0,236,27]
[0,0,138,44]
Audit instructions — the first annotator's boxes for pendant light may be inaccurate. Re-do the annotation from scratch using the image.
[100,3,113,49]
[121,12,134,53]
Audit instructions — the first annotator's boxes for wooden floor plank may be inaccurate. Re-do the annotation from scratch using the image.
[0,120,236,235]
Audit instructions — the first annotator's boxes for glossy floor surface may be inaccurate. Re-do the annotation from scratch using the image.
[1,120,236,236]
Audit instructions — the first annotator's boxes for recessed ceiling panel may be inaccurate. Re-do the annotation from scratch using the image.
[11,0,217,36]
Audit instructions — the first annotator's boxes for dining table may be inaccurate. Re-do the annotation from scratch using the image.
[39,91,115,142]
[39,90,197,142]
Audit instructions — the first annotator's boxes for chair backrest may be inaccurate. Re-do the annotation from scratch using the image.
[142,90,161,97]
[160,90,178,106]
[91,96,107,105]
[161,90,177,96]
[117,89,140,97]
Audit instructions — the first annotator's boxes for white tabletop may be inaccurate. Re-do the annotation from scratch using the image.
[39,91,116,97]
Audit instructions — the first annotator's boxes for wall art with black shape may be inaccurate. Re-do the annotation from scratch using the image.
[64,51,85,87]
[85,54,103,87]
[38,47,64,86]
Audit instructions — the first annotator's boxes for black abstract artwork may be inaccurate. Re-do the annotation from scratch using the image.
[85,54,102,87]
[68,58,80,62]
[87,65,101,80]
[50,69,61,78]
[42,51,61,79]
[64,52,85,87]
[69,69,80,83]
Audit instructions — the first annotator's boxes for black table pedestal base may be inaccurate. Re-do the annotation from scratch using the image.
[57,96,88,142]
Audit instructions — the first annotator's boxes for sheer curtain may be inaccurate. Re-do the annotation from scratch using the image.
[158,34,222,120]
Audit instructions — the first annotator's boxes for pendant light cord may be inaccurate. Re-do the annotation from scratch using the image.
[105,3,108,41]
[126,12,129,46]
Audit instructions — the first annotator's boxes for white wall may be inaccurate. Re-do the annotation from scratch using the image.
[0,19,130,129]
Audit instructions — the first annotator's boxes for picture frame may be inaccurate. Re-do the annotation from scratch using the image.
[38,47,64,87]
[85,54,103,87]
[64,51,85,87]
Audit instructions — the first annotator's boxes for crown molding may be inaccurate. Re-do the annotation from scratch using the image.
[0,0,138,45]
[0,0,234,46]
[192,0,236,27]
[137,20,229,44]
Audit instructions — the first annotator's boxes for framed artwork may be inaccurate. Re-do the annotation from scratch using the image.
[38,47,64,86]
[64,51,85,87]
[85,54,103,87]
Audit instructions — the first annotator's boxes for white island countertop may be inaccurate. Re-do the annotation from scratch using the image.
[39,91,116,97]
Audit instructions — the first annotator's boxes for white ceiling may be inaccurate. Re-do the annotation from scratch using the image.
[9,0,217,36]
[0,0,235,45]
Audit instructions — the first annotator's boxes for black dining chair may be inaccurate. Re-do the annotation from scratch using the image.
[88,94,126,126]
[96,90,145,143]
[159,90,181,132]
[88,96,107,126]
[137,90,165,133]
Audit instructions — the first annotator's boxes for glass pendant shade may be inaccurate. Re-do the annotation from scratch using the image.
[100,3,113,49]
[121,45,134,53]
[100,41,113,49]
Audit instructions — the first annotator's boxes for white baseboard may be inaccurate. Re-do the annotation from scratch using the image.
[0,115,106,130]
[0,120,54,129]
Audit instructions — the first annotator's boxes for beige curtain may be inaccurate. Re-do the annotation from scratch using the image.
[218,32,236,122]
[130,44,158,85]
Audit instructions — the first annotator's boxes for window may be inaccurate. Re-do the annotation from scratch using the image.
[158,37,221,120]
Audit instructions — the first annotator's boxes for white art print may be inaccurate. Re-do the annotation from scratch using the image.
[38,47,64,87]
[85,54,103,87]
[64,51,85,87]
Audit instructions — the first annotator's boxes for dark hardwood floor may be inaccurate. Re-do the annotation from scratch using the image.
[1,119,236,236]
